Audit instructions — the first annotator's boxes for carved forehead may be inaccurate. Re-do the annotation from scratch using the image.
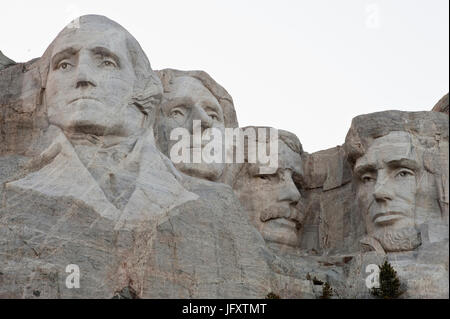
[41,15,153,80]
[355,131,419,170]
[164,76,220,106]
[59,15,129,36]
[278,140,303,175]
[247,139,303,177]
[50,27,130,64]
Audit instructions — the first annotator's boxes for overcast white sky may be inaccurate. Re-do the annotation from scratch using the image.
[1,0,448,152]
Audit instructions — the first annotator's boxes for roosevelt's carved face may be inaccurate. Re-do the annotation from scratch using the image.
[234,139,304,248]
[45,26,142,137]
[355,131,419,243]
[157,76,225,181]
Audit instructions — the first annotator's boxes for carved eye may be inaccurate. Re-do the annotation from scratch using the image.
[396,169,414,178]
[361,174,375,184]
[57,62,72,70]
[208,113,219,121]
[170,107,185,118]
[101,60,116,67]
[258,175,271,181]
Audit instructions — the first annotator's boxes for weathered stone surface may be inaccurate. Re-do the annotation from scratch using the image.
[233,128,305,252]
[0,164,278,298]
[432,93,449,115]
[0,51,15,70]
[338,110,449,298]
[302,145,352,191]
[0,14,448,299]
[345,111,449,241]
[0,58,46,156]
[154,68,238,183]
[0,15,273,299]
[339,240,449,298]
[299,145,358,254]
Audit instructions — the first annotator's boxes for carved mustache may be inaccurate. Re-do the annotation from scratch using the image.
[366,198,411,224]
[372,211,407,224]
[259,201,306,226]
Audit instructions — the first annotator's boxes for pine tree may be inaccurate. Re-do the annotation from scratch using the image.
[320,282,333,299]
[265,292,281,299]
[371,260,402,299]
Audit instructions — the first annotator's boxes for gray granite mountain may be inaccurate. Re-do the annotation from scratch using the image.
[0,51,15,70]
[0,15,448,299]
[432,93,449,115]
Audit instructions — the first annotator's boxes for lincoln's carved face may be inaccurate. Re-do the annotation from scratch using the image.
[157,76,226,181]
[234,137,304,248]
[45,24,142,137]
[355,131,419,244]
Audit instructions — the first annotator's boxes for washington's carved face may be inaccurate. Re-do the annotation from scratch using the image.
[234,140,304,248]
[45,26,142,137]
[355,131,419,239]
[157,76,226,181]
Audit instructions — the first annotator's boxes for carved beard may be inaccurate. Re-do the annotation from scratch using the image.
[372,226,422,252]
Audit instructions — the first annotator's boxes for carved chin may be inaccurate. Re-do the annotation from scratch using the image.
[175,162,224,181]
[372,226,422,252]
[260,218,300,247]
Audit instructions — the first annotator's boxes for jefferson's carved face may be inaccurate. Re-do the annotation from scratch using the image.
[157,76,225,181]
[45,26,142,137]
[355,131,419,238]
[234,140,304,248]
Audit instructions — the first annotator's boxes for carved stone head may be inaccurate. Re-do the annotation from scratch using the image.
[233,128,306,249]
[40,15,162,137]
[346,111,449,252]
[154,69,238,181]
[354,131,422,251]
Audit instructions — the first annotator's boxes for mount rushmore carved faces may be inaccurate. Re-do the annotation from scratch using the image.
[346,111,450,253]
[155,69,238,181]
[1,13,448,298]
[20,15,196,217]
[354,131,421,252]
[42,15,161,138]
[233,128,306,249]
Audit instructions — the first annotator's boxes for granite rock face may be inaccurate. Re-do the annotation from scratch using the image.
[0,15,274,299]
[0,51,15,71]
[432,93,449,115]
[0,15,448,299]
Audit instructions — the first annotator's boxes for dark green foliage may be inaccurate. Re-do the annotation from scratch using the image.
[313,276,324,285]
[371,260,403,299]
[265,292,281,299]
[112,285,139,299]
[320,282,333,299]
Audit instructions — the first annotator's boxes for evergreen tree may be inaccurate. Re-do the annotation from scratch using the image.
[320,282,333,299]
[265,292,281,299]
[371,260,402,299]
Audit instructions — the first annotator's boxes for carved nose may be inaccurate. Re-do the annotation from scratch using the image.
[373,185,393,202]
[75,54,97,89]
[278,176,301,204]
[191,106,212,132]
[201,117,213,129]
[372,170,393,202]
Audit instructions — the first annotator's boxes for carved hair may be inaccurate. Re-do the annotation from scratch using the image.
[345,110,449,168]
[38,15,162,125]
[155,68,238,128]
[239,126,303,157]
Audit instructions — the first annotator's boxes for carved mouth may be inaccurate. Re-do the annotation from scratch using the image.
[68,97,101,104]
[372,212,405,225]
[260,207,304,228]
[265,217,298,229]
